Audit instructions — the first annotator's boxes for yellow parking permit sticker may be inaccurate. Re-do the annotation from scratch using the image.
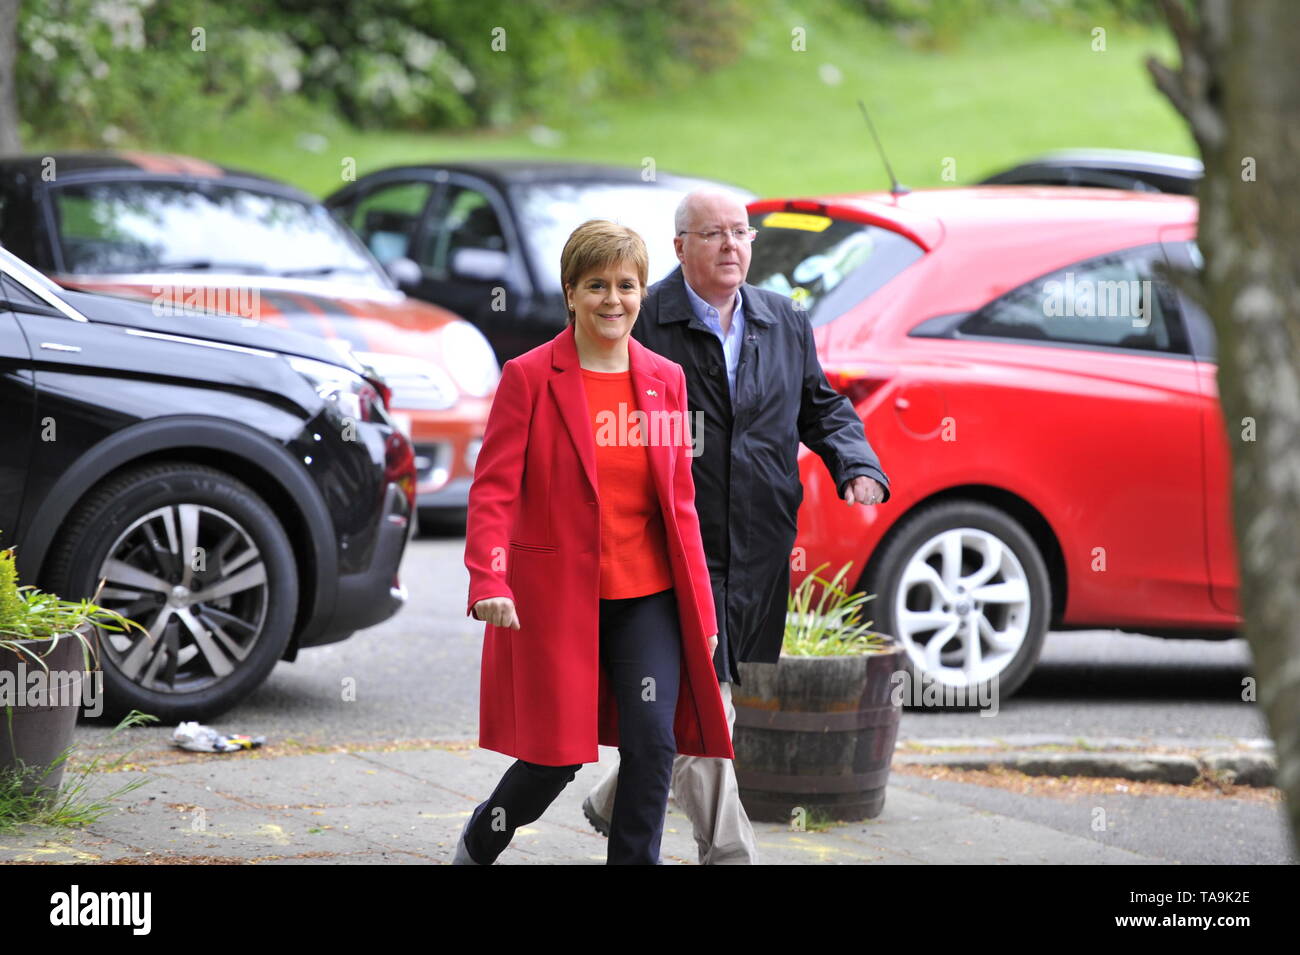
[762,212,832,232]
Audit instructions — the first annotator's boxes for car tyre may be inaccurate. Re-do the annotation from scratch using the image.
[863,499,1051,709]
[45,462,298,724]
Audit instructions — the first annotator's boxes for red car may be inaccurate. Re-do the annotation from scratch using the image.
[746,187,1230,701]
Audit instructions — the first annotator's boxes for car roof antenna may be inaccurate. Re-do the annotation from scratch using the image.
[858,99,910,197]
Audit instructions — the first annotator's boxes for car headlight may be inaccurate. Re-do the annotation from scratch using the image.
[286,355,386,422]
[440,320,500,397]
[353,350,459,411]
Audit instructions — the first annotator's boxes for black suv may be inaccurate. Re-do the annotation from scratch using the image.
[0,245,416,722]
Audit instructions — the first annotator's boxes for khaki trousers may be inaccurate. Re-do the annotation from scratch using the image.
[588,681,759,864]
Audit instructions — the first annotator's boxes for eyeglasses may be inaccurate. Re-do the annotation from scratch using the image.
[677,227,758,244]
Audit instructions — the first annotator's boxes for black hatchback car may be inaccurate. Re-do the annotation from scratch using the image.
[325,160,753,362]
[0,244,416,723]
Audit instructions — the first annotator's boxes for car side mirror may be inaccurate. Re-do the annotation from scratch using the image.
[450,248,509,283]
[385,256,422,288]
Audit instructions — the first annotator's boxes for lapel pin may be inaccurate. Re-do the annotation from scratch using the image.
[646,389,658,397]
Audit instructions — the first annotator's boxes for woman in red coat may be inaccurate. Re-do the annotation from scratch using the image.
[456,219,734,865]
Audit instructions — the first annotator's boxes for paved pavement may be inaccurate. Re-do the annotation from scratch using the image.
[1,734,1287,865]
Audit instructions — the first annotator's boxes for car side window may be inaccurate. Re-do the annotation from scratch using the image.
[1162,238,1215,361]
[0,185,42,268]
[419,185,506,279]
[343,181,435,265]
[959,245,1189,354]
[0,272,59,315]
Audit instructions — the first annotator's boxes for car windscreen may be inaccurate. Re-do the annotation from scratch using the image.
[746,211,924,327]
[511,180,716,292]
[50,179,388,286]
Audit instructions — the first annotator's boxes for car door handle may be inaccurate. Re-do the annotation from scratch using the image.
[40,342,81,353]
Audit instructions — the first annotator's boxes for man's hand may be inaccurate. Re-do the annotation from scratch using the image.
[707,633,718,656]
[472,597,520,630]
[844,475,885,505]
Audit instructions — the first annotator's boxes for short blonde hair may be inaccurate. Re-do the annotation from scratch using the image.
[560,220,649,325]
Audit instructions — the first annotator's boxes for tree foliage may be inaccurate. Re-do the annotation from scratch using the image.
[12,0,755,145]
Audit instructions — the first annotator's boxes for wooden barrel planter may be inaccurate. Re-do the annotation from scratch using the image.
[0,626,92,803]
[733,643,904,823]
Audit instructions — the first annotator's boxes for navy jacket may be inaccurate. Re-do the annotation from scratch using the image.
[632,267,890,682]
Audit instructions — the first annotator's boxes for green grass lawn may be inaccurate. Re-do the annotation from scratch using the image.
[34,10,1194,201]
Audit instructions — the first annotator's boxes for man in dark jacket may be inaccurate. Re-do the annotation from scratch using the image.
[583,190,891,864]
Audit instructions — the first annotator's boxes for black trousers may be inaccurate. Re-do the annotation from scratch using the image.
[463,588,682,865]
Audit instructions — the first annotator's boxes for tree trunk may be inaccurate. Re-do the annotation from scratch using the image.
[0,0,20,154]
[1149,0,1300,855]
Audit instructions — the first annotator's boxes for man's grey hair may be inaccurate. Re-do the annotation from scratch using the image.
[674,193,695,234]
[674,188,747,234]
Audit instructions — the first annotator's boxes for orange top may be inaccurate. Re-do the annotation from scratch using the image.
[581,368,675,600]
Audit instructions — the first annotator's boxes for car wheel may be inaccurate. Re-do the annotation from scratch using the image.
[45,462,298,724]
[863,499,1051,707]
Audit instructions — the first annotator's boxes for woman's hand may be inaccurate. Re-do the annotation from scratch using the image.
[707,633,718,656]
[473,597,520,630]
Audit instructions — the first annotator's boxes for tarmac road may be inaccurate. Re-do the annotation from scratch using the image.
[74,531,1267,749]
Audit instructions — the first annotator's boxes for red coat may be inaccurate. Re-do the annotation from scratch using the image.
[465,324,734,766]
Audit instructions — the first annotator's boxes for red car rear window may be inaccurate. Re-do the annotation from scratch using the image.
[747,211,923,327]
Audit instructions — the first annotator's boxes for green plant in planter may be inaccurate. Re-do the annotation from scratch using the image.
[0,546,146,670]
[734,561,903,823]
[1,545,153,827]
[0,709,159,833]
[783,562,889,656]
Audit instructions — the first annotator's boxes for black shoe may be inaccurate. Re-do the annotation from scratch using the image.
[582,796,611,837]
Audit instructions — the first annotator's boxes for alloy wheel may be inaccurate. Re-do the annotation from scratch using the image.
[893,526,1032,688]
[95,503,270,695]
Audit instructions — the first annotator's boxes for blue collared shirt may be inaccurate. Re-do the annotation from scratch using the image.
[683,279,745,400]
